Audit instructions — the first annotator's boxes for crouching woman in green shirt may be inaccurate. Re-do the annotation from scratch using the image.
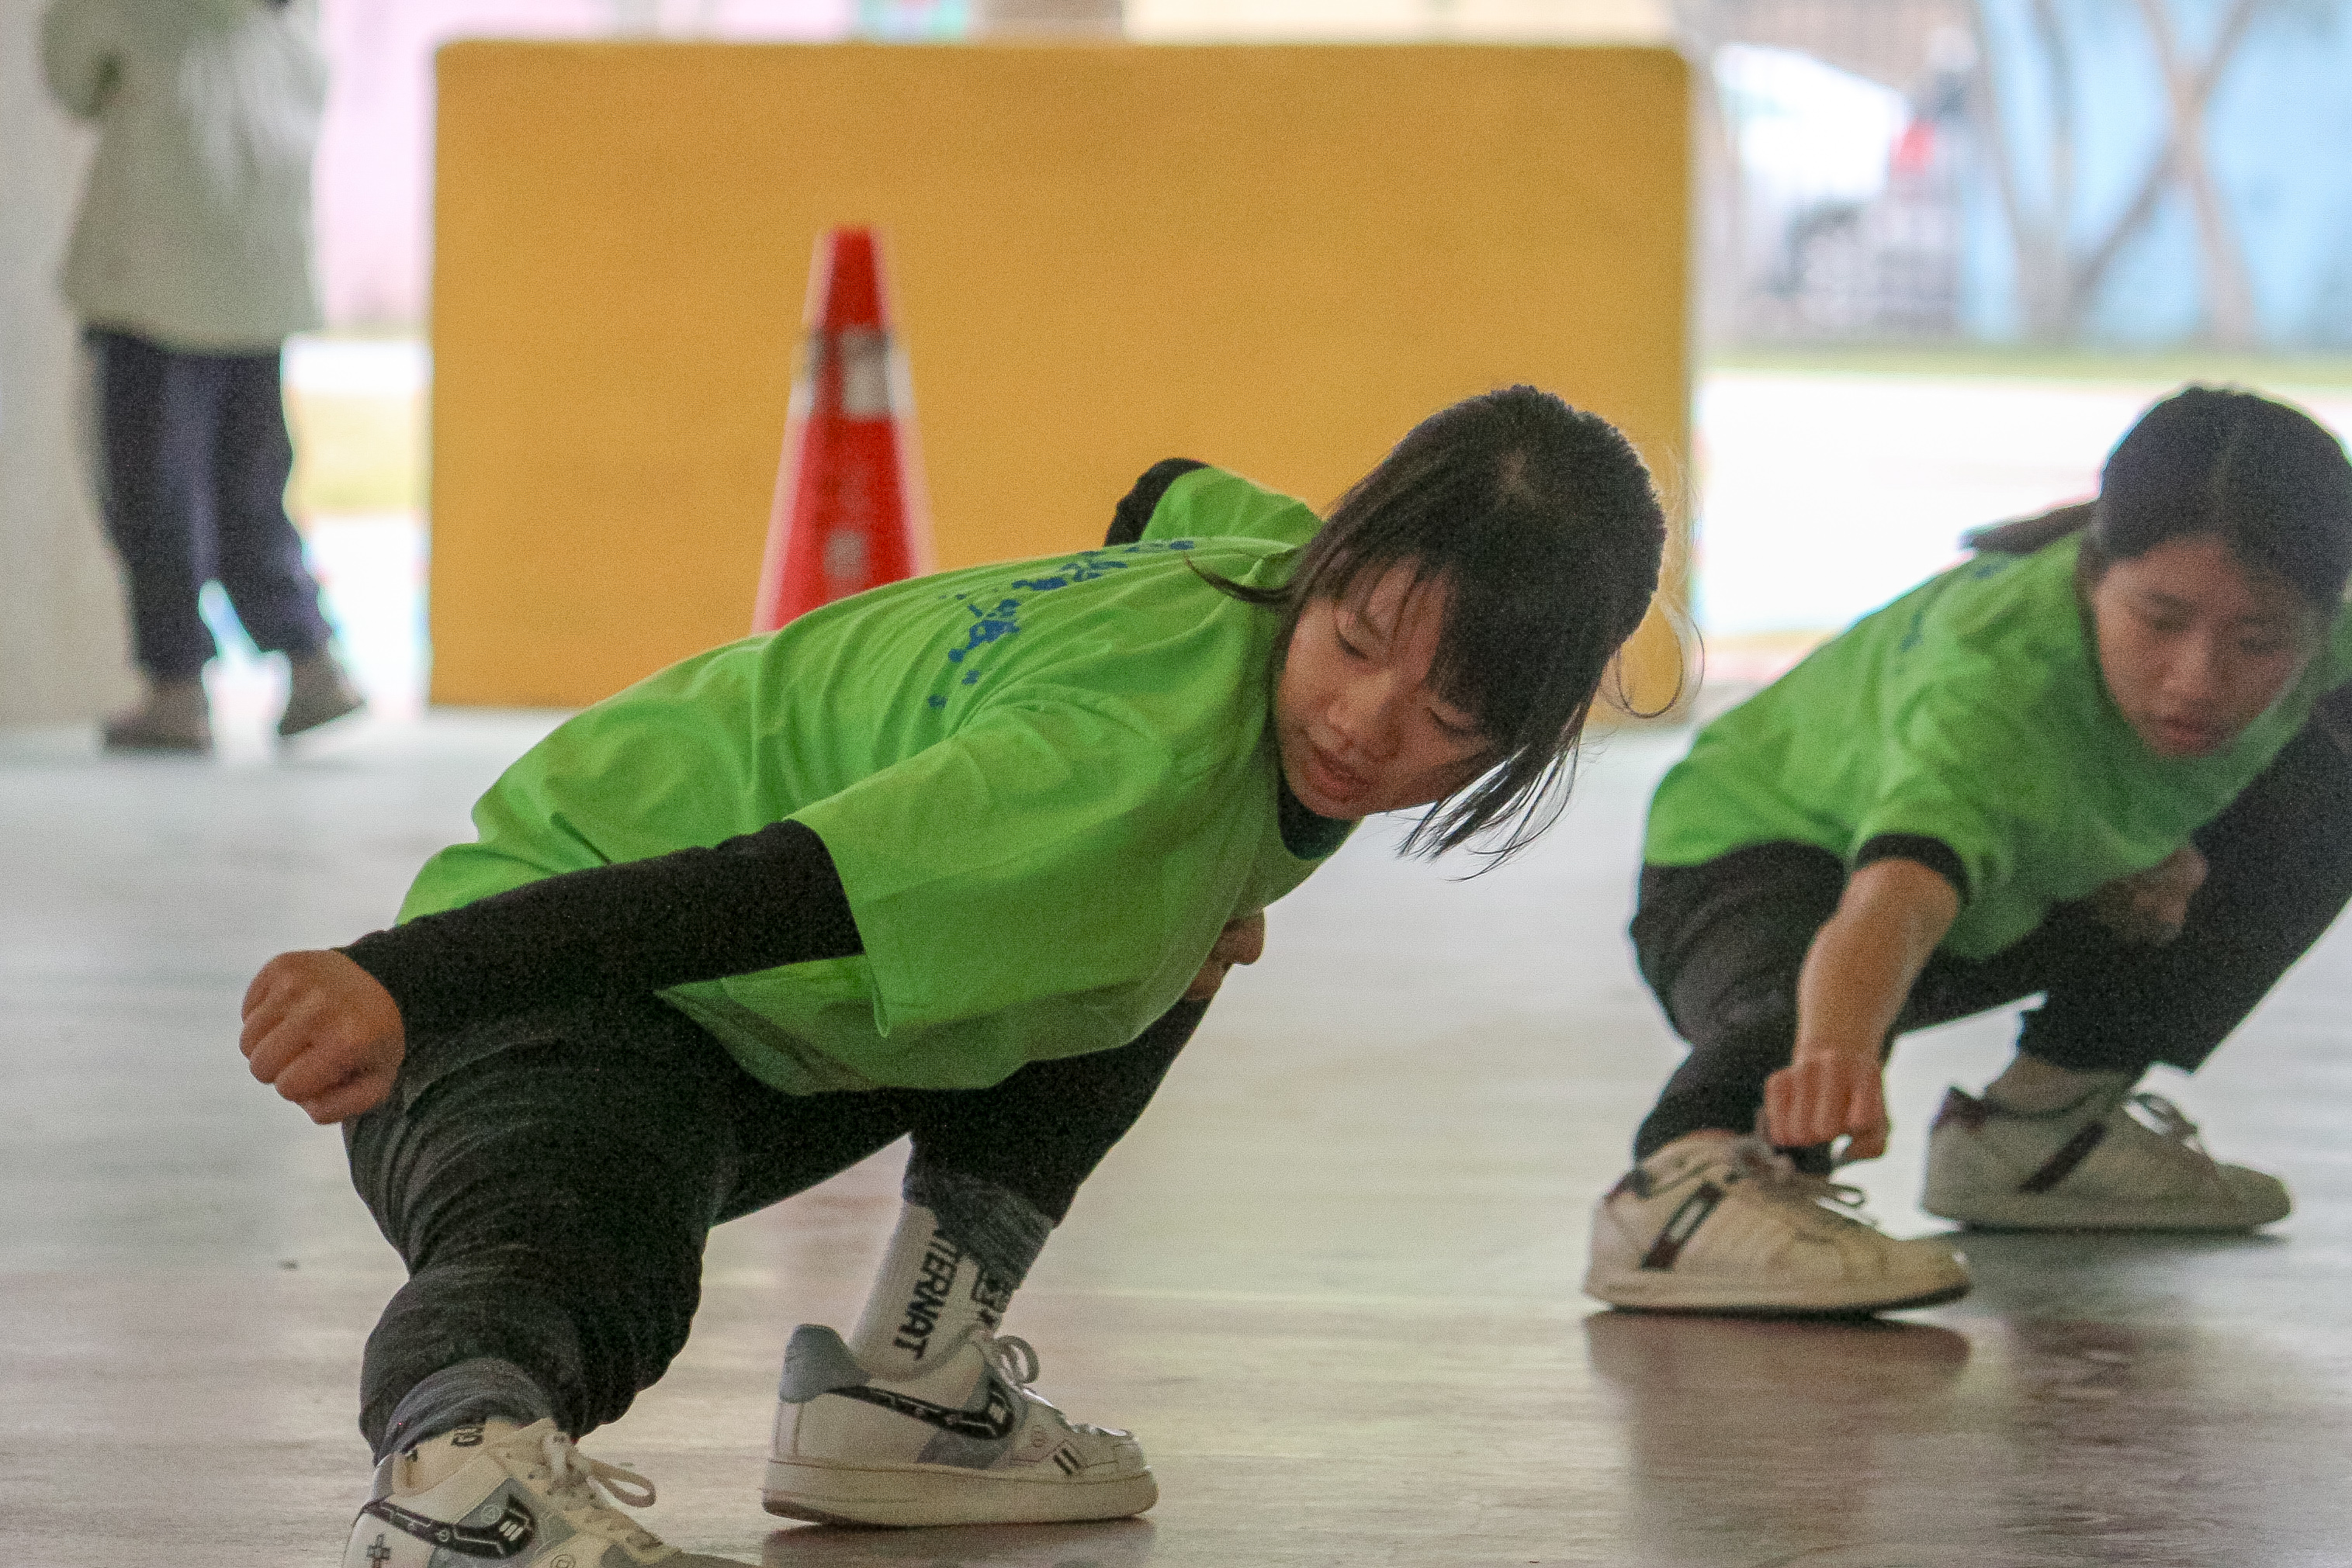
[1588,385,2352,1318]
[237,385,1668,1563]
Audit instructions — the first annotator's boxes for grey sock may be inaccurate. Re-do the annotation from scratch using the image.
[378,1357,555,1461]
[903,1162,1052,1292]
[1984,1058,2135,1116]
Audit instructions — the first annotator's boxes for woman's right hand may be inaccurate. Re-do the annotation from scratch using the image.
[1772,857,1958,1164]
[1764,1050,1891,1161]
[240,950,407,1124]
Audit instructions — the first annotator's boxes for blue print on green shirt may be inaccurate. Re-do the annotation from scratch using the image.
[931,542,1199,697]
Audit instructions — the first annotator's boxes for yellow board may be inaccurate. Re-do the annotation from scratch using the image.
[431,41,1690,709]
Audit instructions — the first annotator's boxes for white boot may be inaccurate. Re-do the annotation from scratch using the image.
[1585,1132,1970,1316]
[1922,1084,2291,1231]
[765,1322,1156,1528]
[341,1419,749,1566]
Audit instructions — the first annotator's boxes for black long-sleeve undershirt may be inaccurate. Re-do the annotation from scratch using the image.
[1104,458,1206,546]
[342,819,861,1040]
[342,457,1236,1041]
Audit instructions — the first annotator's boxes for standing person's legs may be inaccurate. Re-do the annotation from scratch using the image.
[211,349,365,736]
[210,350,334,663]
[89,330,221,748]
[764,999,1207,1526]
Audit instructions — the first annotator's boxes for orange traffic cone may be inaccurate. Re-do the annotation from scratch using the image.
[752,227,934,632]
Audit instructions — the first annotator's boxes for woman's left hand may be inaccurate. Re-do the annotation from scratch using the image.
[1185,912,1266,1001]
[2093,845,2206,945]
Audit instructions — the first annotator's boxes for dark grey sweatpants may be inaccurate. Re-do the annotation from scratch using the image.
[1630,713,2352,1161]
[344,994,1204,1450]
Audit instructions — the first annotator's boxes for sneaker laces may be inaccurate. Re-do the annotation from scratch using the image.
[980,1331,1041,1390]
[519,1430,667,1556]
[1728,1137,1877,1229]
[2122,1092,2238,1191]
[2125,1091,2208,1151]
[975,1330,1120,1438]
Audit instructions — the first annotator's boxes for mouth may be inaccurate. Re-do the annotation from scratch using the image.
[1298,736,1370,810]
[2149,715,2226,755]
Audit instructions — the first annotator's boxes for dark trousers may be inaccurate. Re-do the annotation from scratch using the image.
[1630,718,2352,1161]
[88,327,332,679]
[344,992,1206,1450]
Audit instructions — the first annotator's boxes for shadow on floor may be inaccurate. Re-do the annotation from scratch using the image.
[766,1515,1155,1565]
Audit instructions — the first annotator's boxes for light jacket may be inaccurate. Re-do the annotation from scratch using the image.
[43,0,325,352]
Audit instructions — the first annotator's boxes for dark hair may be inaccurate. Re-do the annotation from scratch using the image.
[2083,385,2352,609]
[1209,385,1670,864]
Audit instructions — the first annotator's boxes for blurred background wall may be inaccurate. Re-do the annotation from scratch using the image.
[1,0,127,725]
[7,0,2351,729]
[289,0,2352,352]
[424,40,1690,708]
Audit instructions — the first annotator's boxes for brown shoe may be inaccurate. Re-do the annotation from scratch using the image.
[279,651,366,738]
[102,679,212,753]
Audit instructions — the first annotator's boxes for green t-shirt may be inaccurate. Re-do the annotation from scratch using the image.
[1646,536,2352,959]
[400,466,1346,1092]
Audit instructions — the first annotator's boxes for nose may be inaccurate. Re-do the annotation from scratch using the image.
[1325,667,1405,760]
[2166,631,2226,706]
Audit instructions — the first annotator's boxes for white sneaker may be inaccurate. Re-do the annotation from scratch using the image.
[1585,1133,1971,1316]
[765,1323,1157,1528]
[342,1419,747,1566]
[1923,1084,2291,1231]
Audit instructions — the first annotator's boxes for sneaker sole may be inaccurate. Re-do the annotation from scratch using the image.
[1925,1198,2288,1232]
[763,1457,1158,1528]
[279,695,367,739]
[1585,1272,1971,1317]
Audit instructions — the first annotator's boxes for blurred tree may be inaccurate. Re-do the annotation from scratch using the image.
[1969,0,2263,345]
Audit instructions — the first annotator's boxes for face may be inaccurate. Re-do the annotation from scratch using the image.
[1273,562,1497,818]
[2088,535,2323,759]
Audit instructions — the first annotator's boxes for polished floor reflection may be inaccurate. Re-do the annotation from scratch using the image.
[5,715,2350,1566]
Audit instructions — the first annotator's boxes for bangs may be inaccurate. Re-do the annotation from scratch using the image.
[1294,487,1654,862]
[1194,385,1671,867]
[1304,493,1629,751]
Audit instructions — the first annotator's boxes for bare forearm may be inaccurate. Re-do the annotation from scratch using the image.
[1793,884,1952,1063]
[1766,857,1960,1157]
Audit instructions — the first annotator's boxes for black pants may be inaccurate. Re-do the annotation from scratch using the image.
[344,993,1204,1450]
[1630,718,2352,1161]
[88,327,333,680]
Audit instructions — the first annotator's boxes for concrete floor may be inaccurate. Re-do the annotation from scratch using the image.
[7,712,2352,1566]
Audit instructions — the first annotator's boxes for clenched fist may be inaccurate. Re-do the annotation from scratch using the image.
[1764,1049,1890,1161]
[240,949,407,1123]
